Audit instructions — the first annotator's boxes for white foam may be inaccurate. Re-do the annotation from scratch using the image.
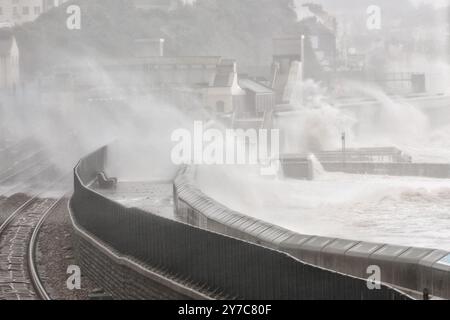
[196,165,450,250]
[308,154,326,178]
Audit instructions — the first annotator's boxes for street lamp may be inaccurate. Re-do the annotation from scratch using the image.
[341,132,346,166]
[301,34,305,81]
[301,34,305,105]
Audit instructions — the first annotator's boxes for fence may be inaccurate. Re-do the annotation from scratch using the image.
[70,146,412,300]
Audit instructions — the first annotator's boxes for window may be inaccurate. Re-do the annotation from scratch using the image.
[0,8,3,15]
[34,6,41,15]
[13,7,18,16]
[23,6,29,15]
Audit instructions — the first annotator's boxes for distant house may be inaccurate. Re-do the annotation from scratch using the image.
[302,17,337,72]
[132,0,178,12]
[238,78,275,117]
[0,0,70,26]
[44,54,247,115]
[0,0,44,25]
[166,58,245,115]
[203,59,246,114]
[297,3,337,75]
[271,37,304,104]
[0,30,20,91]
[43,0,71,11]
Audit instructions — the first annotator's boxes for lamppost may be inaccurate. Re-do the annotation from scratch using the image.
[301,34,305,105]
[341,132,346,166]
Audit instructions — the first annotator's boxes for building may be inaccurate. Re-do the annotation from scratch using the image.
[0,29,19,91]
[0,0,44,25]
[42,52,247,115]
[238,78,275,117]
[166,58,246,115]
[132,0,178,12]
[100,39,246,113]
[0,0,70,26]
[203,59,246,114]
[271,37,304,104]
[303,18,337,73]
[43,0,70,10]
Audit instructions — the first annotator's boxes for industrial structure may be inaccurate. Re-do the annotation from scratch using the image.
[0,0,70,26]
[0,29,19,91]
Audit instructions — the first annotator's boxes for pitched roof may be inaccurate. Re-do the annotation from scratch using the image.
[239,79,274,94]
[211,59,238,87]
[132,0,177,11]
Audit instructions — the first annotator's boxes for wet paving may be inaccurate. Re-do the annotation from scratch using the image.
[92,181,174,220]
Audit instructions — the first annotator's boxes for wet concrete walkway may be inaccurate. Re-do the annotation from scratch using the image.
[92,181,174,220]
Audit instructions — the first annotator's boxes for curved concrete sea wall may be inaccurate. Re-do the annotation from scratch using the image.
[70,147,411,300]
[174,165,450,299]
[70,147,207,300]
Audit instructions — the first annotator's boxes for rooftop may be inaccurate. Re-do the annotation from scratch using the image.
[239,79,274,94]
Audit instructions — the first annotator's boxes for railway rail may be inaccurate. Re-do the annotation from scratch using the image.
[0,169,70,300]
[0,139,77,300]
[0,192,67,300]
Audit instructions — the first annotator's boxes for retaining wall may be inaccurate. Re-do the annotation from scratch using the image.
[71,147,411,300]
[70,147,210,300]
[322,162,450,179]
[280,160,450,180]
[174,166,450,299]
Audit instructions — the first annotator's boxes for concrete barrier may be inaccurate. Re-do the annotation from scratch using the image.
[418,250,448,296]
[368,245,410,285]
[432,254,450,298]
[174,165,450,299]
[343,242,385,279]
[393,248,435,291]
[321,162,450,179]
[280,156,313,180]
[320,239,360,273]
[296,237,337,266]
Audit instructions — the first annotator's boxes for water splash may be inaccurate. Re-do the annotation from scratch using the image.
[308,154,326,179]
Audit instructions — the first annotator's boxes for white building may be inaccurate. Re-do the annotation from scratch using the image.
[132,0,178,12]
[0,0,70,26]
[0,30,19,90]
[0,0,44,25]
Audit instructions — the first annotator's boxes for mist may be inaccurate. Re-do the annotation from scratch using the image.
[0,58,199,182]
[1,0,449,255]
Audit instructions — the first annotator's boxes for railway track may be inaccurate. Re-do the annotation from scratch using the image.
[0,139,93,300]
[0,169,70,301]
[0,193,67,300]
